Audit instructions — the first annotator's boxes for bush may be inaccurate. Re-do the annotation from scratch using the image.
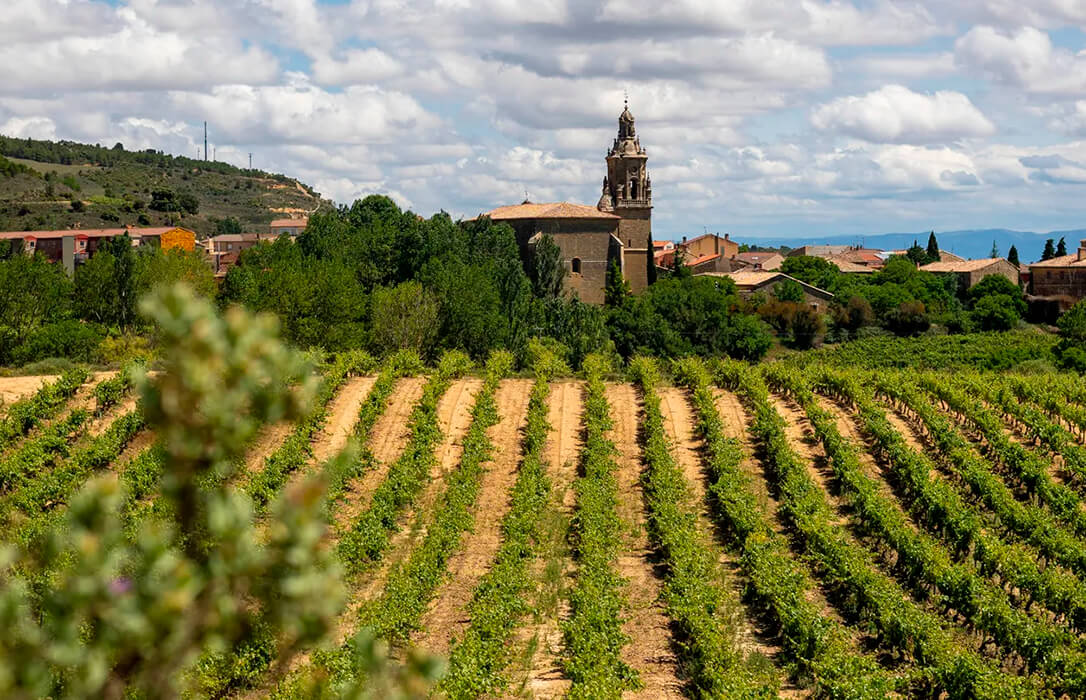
[11,320,106,365]
[70,198,84,212]
[790,307,825,349]
[1056,299,1086,372]
[884,300,930,337]
[96,332,154,366]
[971,294,1019,332]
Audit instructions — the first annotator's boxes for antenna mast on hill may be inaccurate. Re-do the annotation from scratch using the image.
[204,121,208,162]
[249,153,252,169]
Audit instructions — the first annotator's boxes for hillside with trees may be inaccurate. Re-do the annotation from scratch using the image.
[0,136,323,238]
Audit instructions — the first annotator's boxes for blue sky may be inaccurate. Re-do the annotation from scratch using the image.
[2,0,1086,242]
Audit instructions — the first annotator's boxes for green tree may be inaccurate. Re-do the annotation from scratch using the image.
[1042,238,1056,261]
[605,259,630,307]
[370,281,439,355]
[216,217,242,236]
[990,240,999,258]
[971,294,1019,331]
[906,239,928,265]
[884,300,930,336]
[967,274,1025,317]
[149,188,177,212]
[1057,299,1086,372]
[527,234,565,298]
[779,255,839,291]
[0,254,73,345]
[790,306,824,349]
[832,295,874,337]
[177,193,199,215]
[103,234,138,328]
[772,278,804,303]
[136,248,216,301]
[74,250,119,324]
[1008,245,1019,267]
[925,232,940,262]
[1057,237,1068,257]
[70,198,84,212]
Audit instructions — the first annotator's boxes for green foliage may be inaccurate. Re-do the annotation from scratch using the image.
[779,255,839,290]
[796,329,1056,370]
[528,233,566,298]
[216,217,242,236]
[1056,300,1086,372]
[630,358,778,698]
[369,281,439,356]
[561,354,640,698]
[1008,245,1020,267]
[884,300,929,336]
[1042,239,1056,261]
[772,278,804,303]
[1057,237,1068,257]
[92,369,136,415]
[968,274,1025,315]
[0,284,354,697]
[440,351,561,698]
[604,258,630,307]
[971,295,1019,331]
[926,232,940,262]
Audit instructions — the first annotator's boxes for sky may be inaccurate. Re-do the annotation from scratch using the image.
[3,1,1086,241]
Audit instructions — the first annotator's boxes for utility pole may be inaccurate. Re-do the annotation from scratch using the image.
[204,121,208,162]
[248,153,252,169]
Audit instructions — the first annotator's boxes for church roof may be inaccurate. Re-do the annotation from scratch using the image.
[485,202,619,221]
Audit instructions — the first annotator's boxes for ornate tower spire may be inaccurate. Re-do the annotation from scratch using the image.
[603,98,649,208]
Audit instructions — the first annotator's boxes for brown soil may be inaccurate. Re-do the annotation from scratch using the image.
[520,380,583,700]
[312,376,378,465]
[769,395,841,520]
[0,375,55,406]
[605,382,684,699]
[658,387,798,693]
[415,378,533,656]
[331,376,427,534]
[334,378,483,644]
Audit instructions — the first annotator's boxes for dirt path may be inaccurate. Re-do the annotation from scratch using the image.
[335,377,483,643]
[415,378,533,656]
[331,376,427,534]
[312,376,378,465]
[518,380,583,699]
[659,387,796,691]
[0,375,56,406]
[605,382,684,699]
[241,421,294,477]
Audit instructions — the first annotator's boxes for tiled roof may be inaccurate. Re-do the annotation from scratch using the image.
[825,256,877,273]
[1029,253,1086,268]
[0,226,189,240]
[269,218,308,228]
[920,257,1008,273]
[735,252,779,262]
[689,253,721,266]
[486,202,619,220]
[210,233,281,243]
[652,240,671,248]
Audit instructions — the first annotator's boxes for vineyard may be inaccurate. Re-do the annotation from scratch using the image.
[7,334,1086,697]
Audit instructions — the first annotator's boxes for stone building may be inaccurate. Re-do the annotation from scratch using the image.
[484,101,654,304]
[1028,239,1086,305]
[919,257,1019,291]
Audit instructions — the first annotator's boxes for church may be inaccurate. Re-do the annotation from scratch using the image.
[484,102,653,304]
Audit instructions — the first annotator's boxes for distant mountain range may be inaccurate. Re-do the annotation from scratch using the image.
[743,229,1086,264]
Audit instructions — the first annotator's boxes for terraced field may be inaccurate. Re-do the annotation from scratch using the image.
[5,356,1086,699]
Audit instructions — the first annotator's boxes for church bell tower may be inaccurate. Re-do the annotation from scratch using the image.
[598,98,653,292]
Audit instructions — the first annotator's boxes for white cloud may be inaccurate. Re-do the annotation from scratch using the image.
[0,116,57,140]
[811,85,996,143]
[955,26,1086,95]
[851,52,956,79]
[311,48,404,84]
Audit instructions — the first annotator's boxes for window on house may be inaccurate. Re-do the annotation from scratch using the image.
[572,258,582,274]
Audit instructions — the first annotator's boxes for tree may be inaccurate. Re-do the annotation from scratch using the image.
[103,234,138,328]
[1057,299,1086,372]
[906,239,928,266]
[149,188,178,212]
[971,294,1019,331]
[967,274,1025,317]
[1042,238,1056,261]
[990,240,999,258]
[369,281,439,355]
[1058,237,1068,257]
[885,300,930,336]
[70,198,84,212]
[605,259,631,307]
[74,250,119,324]
[0,253,73,345]
[833,295,874,336]
[527,234,565,298]
[136,248,216,301]
[779,256,839,291]
[925,232,940,262]
[790,307,824,349]
[772,278,804,303]
[178,192,199,215]
[1008,245,1020,267]
[216,217,242,236]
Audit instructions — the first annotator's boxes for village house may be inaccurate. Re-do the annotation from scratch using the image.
[206,232,291,277]
[0,225,196,274]
[1028,239,1086,305]
[706,270,835,310]
[484,102,654,304]
[269,218,308,237]
[733,251,783,271]
[919,257,1019,291]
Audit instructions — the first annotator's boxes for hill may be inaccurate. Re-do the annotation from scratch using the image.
[745,228,1086,263]
[0,136,325,238]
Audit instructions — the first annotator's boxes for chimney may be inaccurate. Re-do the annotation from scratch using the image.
[1079,239,1086,262]
[682,235,687,244]
[715,236,719,254]
[724,233,730,241]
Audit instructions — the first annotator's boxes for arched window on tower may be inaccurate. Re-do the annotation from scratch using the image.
[571,257,582,274]
[629,179,638,199]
